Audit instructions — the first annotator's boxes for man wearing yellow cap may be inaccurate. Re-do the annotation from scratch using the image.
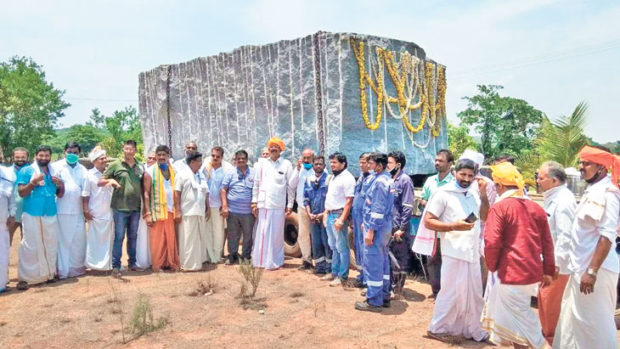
[481,162,555,349]
[251,137,295,269]
[554,145,620,349]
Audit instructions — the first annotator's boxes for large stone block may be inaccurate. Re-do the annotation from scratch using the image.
[139,31,447,174]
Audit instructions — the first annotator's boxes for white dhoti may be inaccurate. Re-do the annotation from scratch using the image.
[430,255,487,341]
[18,213,59,284]
[0,223,9,291]
[252,208,285,270]
[482,276,546,349]
[178,215,207,271]
[553,269,618,349]
[205,207,225,263]
[135,215,151,269]
[85,213,114,271]
[57,213,86,279]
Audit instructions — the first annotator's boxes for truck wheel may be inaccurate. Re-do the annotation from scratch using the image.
[284,212,302,257]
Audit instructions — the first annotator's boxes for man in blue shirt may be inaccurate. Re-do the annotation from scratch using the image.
[356,153,395,312]
[221,150,255,265]
[303,156,331,274]
[387,151,415,297]
[16,145,65,290]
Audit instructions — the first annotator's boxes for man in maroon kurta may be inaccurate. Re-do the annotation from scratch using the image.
[481,162,555,349]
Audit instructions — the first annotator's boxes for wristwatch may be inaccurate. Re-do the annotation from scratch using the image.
[586,268,598,277]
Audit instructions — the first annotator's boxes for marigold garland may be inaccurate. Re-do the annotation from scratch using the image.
[350,38,446,137]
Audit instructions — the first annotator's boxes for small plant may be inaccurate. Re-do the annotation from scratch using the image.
[129,294,169,337]
[237,261,263,299]
[108,280,126,343]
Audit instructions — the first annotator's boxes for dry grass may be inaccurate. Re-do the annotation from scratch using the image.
[129,294,169,338]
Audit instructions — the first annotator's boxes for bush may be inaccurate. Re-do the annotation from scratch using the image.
[129,294,169,337]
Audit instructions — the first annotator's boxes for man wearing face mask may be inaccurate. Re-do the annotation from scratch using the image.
[289,148,315,270]
[303,156,331,275]
[16,145,65,290]
[52,141,89,279]
[422,159,489,343]
[386,151,415,298]
[173,141,198,173]
[554,146,620,349]
[9,147,30,245]
[143,145,180,272]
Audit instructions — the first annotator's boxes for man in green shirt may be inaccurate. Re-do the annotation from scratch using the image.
[100,140,144,276]
[419,149,454,298]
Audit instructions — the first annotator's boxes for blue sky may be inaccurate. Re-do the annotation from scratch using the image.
[2,0,619,142]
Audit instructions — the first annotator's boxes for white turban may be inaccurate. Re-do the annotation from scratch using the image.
[459,149,484,168]
[88,147,106,162]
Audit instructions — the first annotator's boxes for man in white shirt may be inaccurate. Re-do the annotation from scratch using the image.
[536,161,576,344]
[289,148,315,270]
[322,152,356,287]
[203,146,229,263]
[0,164,16,292]
[82,146,115,271]
[52,141,88,279]
[174,152,209,271]
[554,146,620,349]
[423,159,489,343]
[251,137,295,270]
[173,141,198,172]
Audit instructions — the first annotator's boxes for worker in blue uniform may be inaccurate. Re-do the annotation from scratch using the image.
[351,152,373,288]
[355,152,395,312]
[387,151,415,297]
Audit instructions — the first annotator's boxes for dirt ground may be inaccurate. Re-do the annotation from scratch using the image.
[0,231,616,349]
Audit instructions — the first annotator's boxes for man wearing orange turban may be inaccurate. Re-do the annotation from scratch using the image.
[251,137,295,270]
[554,145,620,349]
[482,161,555,348]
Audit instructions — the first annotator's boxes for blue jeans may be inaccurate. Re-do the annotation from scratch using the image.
[325,212,349,280]
[363,226,391,306]
[112,210,140,269]
[310,222,332,274]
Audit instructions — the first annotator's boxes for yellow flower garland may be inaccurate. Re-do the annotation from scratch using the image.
[350,38,446,137]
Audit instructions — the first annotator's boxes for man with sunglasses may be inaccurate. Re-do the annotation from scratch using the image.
[221,150,255,265]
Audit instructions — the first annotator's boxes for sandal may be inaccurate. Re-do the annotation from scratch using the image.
[16,281,29,291]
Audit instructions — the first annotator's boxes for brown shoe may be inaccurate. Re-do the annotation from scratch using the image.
[130,266,145,272]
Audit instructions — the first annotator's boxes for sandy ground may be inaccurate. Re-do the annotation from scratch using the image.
[1,230,618,349]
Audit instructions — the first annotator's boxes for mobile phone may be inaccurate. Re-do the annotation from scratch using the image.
[464,212,478,223]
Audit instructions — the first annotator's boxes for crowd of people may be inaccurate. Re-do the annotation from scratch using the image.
[0,136,618,348]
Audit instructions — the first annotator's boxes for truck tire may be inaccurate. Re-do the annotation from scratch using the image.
[284,212,302,257]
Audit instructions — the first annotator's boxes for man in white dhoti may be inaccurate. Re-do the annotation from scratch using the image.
[52,141,88,279]
[251,137,295,270]
[82,147,115,271]
[135,151,156,269]
[16,145,64,290]
[174,152,210,271]
[0,164,16,292]
[554,145,620,349]
[482,161,555,349]
[423,159,490,343]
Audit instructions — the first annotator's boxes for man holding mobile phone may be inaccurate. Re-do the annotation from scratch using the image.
[423,158,490,343]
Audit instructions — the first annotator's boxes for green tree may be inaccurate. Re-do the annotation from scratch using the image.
[0,56,70,158]
[458,85,544,160]
[536,101,590,167]
[447,123,477,160]
[91,106,143,158]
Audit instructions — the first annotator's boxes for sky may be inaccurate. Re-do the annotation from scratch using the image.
[1,0,619,143]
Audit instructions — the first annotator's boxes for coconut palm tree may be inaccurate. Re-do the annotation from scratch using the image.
[536,101,589,168]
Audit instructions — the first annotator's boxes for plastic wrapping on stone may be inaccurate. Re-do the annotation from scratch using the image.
[139,31,447,175]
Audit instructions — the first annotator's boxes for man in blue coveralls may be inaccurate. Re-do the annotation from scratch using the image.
[355,152,395,312]
[387,151,415,297]
[303,156,332,275]
[351,152,373,288]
